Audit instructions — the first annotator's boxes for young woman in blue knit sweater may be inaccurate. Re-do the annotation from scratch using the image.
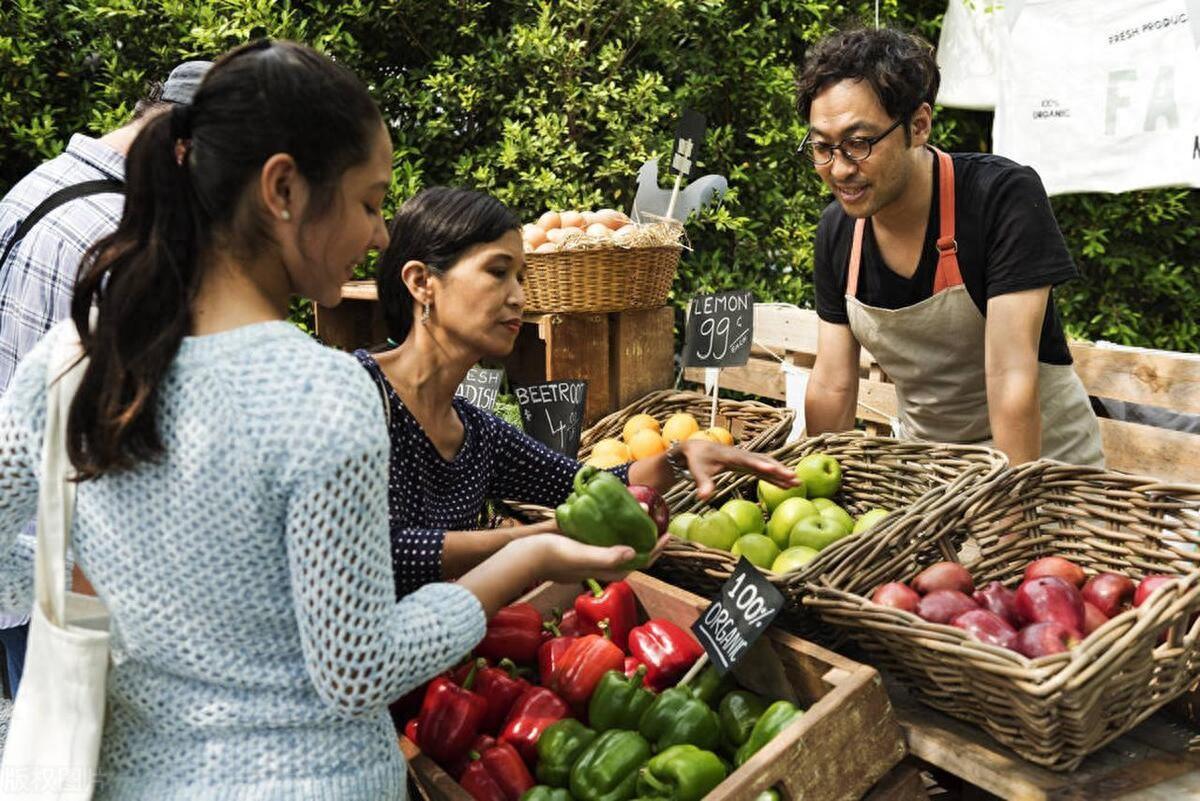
[361,187,799,597]
[0,41,636,800]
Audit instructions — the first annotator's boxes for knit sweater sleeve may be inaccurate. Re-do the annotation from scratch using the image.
[283,367,486,718]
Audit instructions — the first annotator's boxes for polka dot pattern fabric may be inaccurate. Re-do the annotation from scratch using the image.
[0,321,486,801]
[353,351,630,598]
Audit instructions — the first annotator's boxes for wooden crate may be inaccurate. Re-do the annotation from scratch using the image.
[314,282,674,425]
[402,572,906,801]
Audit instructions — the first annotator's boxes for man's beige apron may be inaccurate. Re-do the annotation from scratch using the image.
[843,148,1104,466]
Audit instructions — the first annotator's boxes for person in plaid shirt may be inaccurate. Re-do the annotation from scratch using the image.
[0,60,210,699]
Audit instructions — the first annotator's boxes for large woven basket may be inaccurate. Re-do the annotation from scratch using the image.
[805,459,1200,771]
[523,246,680,313]
[503,389,794,523]
[649,431,1008,640]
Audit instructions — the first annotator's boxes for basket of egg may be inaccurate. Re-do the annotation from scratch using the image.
[521,208,683,313]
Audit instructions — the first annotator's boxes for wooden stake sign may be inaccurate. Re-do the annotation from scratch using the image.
[455,367,503,413]
[515,380,588,458]
[684,290,755,427]
[691,557,785,674]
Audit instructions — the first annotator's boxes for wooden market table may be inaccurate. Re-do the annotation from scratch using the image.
[884,677,1200,800]
[313,282,675,425]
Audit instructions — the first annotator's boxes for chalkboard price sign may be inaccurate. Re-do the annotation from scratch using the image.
[691,557,785,674]
[683,290,754,368]
[515,380,588,458]
[455,367,503,412]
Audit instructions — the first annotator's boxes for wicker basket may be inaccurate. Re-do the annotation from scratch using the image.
[523,246,680,313]
[805,459,1200,771]
[502,389,795,523]
[649,431,1008,640]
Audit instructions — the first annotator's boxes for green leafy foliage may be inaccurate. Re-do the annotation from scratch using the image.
[2,0,1195,352]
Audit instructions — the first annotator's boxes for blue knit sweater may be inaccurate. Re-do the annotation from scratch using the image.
[0,320,485,800]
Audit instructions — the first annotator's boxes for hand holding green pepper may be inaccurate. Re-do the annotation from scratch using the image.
[556,467,658,567]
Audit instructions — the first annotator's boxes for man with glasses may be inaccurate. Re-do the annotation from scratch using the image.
[798,28,1103,467]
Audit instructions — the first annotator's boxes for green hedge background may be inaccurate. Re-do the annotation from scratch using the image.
[2,0,1196,352]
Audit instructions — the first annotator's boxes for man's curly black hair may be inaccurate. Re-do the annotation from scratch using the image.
[796,28,940,131]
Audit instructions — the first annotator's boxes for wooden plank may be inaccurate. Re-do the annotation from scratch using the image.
[541,312,611,425]
[863,762,931,801]
[753,303,878,371]
[340,280,378,302]
[314,297,389,351]
[1070,341,1200,415]
[609,305,675,409]
[1098,418,1200,484]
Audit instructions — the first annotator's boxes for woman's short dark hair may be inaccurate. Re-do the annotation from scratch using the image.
[69,39,384,478]
[795,28,940,126]
[377,187,520,344]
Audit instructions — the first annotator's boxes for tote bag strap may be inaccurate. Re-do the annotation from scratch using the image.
[34,321,89,628]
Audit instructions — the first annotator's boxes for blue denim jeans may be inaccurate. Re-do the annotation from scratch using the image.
[0,623,29,697]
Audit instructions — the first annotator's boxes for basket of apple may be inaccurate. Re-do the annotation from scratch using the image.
[520,209,683,313]
[806,458,1200,771]
[649,430,1008,641]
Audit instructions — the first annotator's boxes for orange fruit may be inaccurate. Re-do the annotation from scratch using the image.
[587,452,630,469]
[662,412,700,444]
[592,438,632,463]
[622,413,661,443]
[688,430,717,443]
[628,428,668,460]
[707,426,734,446]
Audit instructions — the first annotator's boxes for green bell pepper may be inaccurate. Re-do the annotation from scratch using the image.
[556,467,657,567]
[638,686,721,752]
[717,690,768,754]
[734,700,803,766]
[589,666,656,732]
[753,792,781,801]
[536,718,597,788]
[635,745,727,801]
[570,729,653,801]
[687,663,735,706]
[521,788,573,801]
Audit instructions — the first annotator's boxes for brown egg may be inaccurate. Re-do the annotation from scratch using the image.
[586,223,612,238]
[538,211,561,230]
[597,209,630,230]
[612,223,639,244]
[582,211,601,227]
[559,210,585,229]
[533,241,558,254]
[522,224,548,248]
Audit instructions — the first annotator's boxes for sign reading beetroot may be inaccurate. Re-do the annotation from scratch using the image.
[692,557,784,674]
[684,290,754,368]
[516,380,588,458]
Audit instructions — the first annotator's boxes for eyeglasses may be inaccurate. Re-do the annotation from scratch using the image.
[798,118,904,166]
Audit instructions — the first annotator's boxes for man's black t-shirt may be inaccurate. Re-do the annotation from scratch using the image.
[814,151,1078,365]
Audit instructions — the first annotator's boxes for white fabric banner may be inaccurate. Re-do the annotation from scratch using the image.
[782,361,809,443]
[936,0,1003,110]
[992,0,1200,195]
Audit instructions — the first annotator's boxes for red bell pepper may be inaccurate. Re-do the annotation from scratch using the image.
[558,608,588,637]
[574,579,637,651]
[476,658,532,734]
[476,602,544,665]
[447,734,497,780]
[547,624,625,714]
[403,718,420,743]
[537,622,576,685]
[459,739,535,801]
[627,618,705,691]
[417,660,488,766]
[623,655,645,677]
[498,686,570,765]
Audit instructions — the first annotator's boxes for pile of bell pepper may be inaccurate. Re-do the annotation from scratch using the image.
[402,579,805,801]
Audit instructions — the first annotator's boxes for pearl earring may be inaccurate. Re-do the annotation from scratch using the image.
[280,209,291,221]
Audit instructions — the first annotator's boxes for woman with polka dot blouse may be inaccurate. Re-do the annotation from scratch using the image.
[359,187,797,598]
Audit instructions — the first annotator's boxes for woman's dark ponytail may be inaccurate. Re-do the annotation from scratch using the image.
[67,39,383,478]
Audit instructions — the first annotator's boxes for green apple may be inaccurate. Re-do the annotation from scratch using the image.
[852,508,891,535]
[668,512,700,539]
[756,476,805,513]
[811,498,836,512]
[731,534,780,570]
[795,453,842,499]
[818,504,854,536]
[720,499,765,536]
[789,516,850,551]
[687,510,740,552]
[771,546,820,574]
[764,497,819,550]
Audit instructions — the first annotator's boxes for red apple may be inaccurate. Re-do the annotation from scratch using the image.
[627,485,669,535]
[1134,574,1178,608]
[912,562,975,596]
[1082,602,1109,635]
[916,590,979,624]
[1024,556,1086,588]
[973,581,1020,627]
[952,609,1018,650]
[1081,572,1135,618]
[1014,576,1085,630]
[871,582,921,614]
[1015,621,1082,658]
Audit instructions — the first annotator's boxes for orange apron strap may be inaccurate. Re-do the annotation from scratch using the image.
[932,148,964,293]
[847,218,866,297]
